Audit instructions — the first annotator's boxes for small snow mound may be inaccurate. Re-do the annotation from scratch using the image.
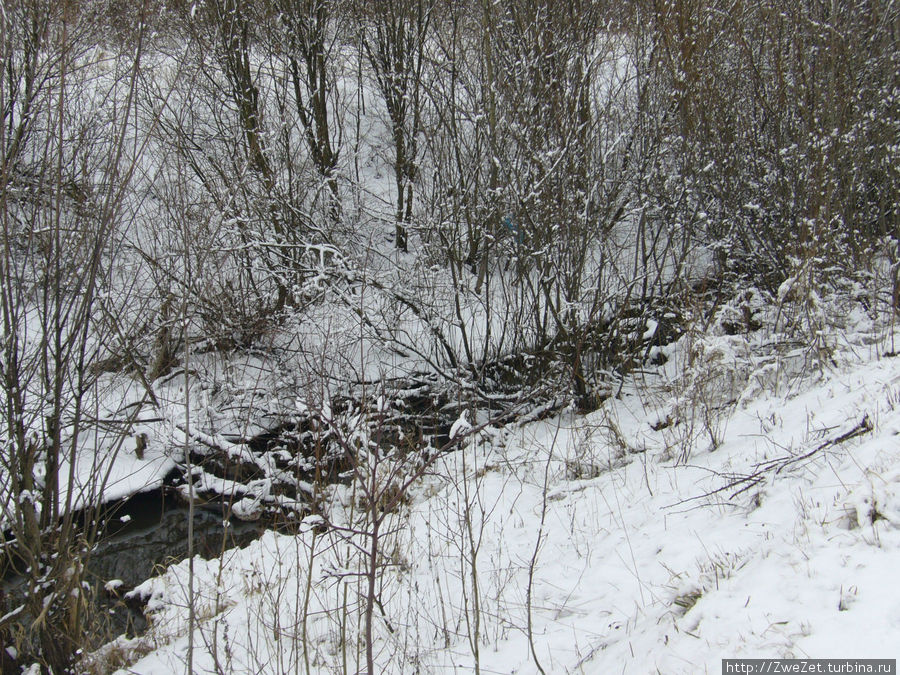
[449,410,472,440]
[232,497,262,521]
[104,579,124,593]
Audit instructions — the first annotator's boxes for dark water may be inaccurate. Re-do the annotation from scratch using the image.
[89,489,267,587]
[1,488,268,638]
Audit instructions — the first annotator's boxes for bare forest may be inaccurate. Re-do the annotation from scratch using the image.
[1,0,897,672]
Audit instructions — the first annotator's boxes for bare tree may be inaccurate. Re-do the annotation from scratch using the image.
[360,0,435,251]
[274,0,344,218]
[650,0,899,290]
[0,1,155,669]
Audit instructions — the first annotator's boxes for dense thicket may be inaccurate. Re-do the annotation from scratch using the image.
[1,0,896,669]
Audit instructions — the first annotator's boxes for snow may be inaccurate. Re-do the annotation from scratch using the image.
[104,579,124,593]
[102,328,900,674]
[448,409,472,440]
[231,496,263,521]
[4,10,896,672]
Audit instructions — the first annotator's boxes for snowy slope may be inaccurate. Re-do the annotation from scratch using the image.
[92,327,900,674]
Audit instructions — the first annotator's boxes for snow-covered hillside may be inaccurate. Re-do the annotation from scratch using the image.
[90,319,900,674]
[4,2,896,671]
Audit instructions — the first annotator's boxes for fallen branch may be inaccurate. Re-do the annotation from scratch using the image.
[672,414,873,506]
[761,414,872,475]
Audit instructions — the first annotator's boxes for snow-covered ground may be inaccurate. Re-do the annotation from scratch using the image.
[88,315,900,674]
[5,11,896,672]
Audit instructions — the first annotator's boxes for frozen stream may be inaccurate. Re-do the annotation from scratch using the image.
[1,488,268,638]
